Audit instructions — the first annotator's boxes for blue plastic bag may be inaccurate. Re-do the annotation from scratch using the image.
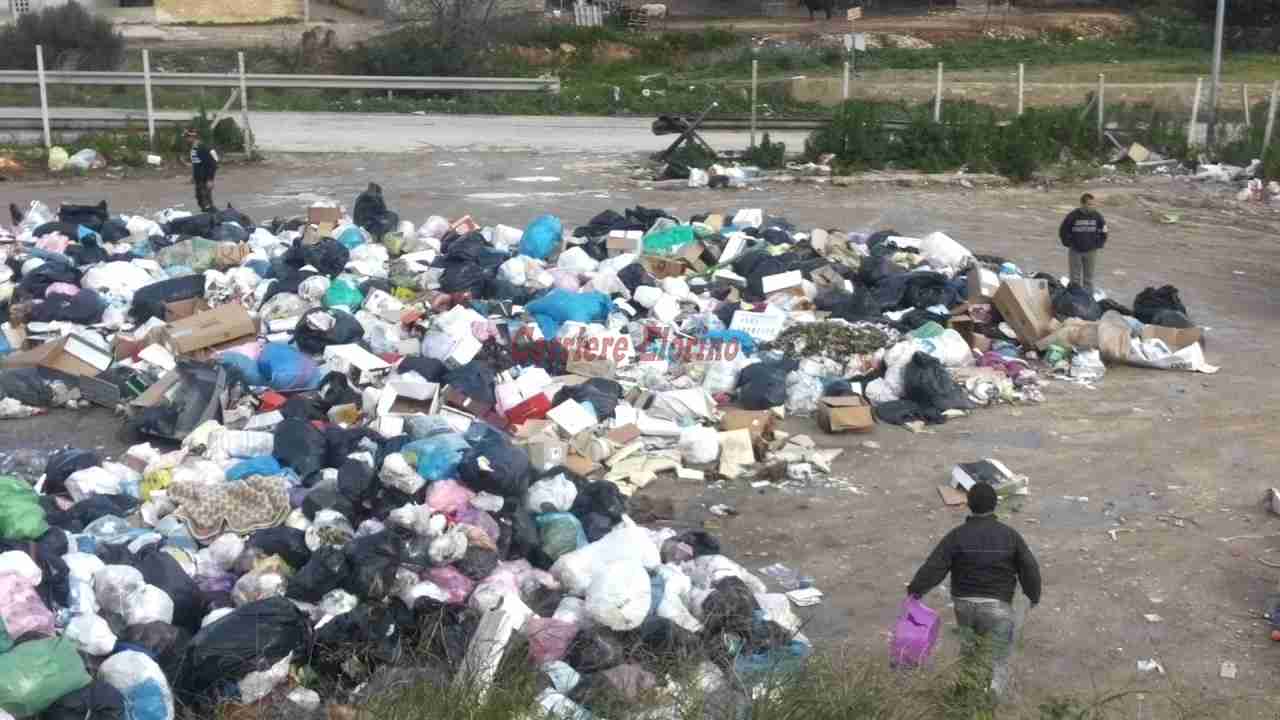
[402,434,471,481]
[518,215,563,259]
[257,343,319,391]
[226,456,283,482]
[218,352,266,386]
[123,678,170,720]
[526,289,612,340]
[703,329,757,356]
[336,225,368,250]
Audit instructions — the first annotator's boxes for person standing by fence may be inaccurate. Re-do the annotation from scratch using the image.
[1058,193,1107,291]
[186,129,219,213]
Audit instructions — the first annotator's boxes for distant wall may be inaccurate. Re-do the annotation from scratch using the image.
[153,0,304,22]
[331,0,388,16]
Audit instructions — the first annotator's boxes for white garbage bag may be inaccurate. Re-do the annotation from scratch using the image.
[95,565,146,615]
[99,650,175,720]
[64,613,117,656]
[677,426,720,464]
[918,231,973,273]
[551,521,660,596]
[123,584,175,626]
[584,559,651,631]
[526,474,578,514]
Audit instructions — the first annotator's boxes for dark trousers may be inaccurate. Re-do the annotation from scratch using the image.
[195,180,215,213]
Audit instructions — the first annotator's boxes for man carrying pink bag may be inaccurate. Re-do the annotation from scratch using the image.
[906,483,1042,701]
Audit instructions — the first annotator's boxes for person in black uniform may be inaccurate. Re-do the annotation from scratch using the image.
[1058,192,1107,291]
[186,129,219,213]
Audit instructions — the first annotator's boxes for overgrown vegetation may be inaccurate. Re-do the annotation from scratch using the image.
[0,2,124,71]
[743,132,787,169]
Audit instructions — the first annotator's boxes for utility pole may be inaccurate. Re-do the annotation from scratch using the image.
[1206,0,1225,147]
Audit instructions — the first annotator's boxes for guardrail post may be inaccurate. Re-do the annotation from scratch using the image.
[1264,81,1278,157]
[750,59,758,148]
[933,62,943,123]
[143,49,156,149]
[238,52,254,153]
[36,45,50,149]
[1096,73,1104,144]
[1242,83,1250,127]
[1189,76,1202,147]
[842,60,849,101]
[1017,63,1024,116]
[304,0,310,23]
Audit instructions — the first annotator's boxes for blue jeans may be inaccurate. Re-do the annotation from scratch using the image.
[954,598,1016,699]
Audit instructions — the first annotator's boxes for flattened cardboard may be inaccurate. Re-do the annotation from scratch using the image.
[720,409,774,441]
[164,297,210,322]
[162,304,256,356]
[679,240,708,271]
[1141,324,1203,351]
[816,396,875,433]
[992,278,1054,346]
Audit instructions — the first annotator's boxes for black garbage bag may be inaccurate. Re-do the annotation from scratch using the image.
[1151,309,1194,328]
[441,232,489,263]
[396,357,447,383]
[736,359,797,410]
[31,288,105,325]
[893,307,950,332]
[901,353,973,415]
[135,545,203,631]
[42,681,126,720]
[443,360,497,407]
[293,308,364,355]
[313,604,403,672]
[130,274,204,323]
[43,448,100,496]
[337,458,376,504]
[164,212,216,238]
[571,481,627,522]
[295,237,349,278]
[634,615,702,659]
[497,509,540,562]
[901,271,954,309]
[552,378,624,422]
[456,546,499,581]
[29,529,69,609]
[566,628,625,672]
[280,395,326,423]
[580,512,614,543]
[17,261,79,302]
[343,532,401,601]
[439,262,489,296]
[130,361,229,442]
[59,201,108,231]
[246,527,311,570]
[31,221,82,239]
[287,546,348,603]
[1133,284,1188,324]
[1051,283,1102,321]
[209,222,248,244]
[675,530,721,557]
[701,576,759,636]
[177,596,312,703]
[323,426,382,474]
[815,287,881,322]
[122,622,192,679]
[0,368,53,407]
[458,433,532,498]
[301,484,356,522]
[273,418,327,480]
[616,263,656,295]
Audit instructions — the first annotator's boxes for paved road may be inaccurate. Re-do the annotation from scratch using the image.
[0,108,814,154]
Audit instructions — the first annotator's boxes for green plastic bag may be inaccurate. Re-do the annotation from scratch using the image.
[0,476,47,541]
[323,278,364,311]
[643,224,695,256]
[0,638,91,717]
[908,321,945,340]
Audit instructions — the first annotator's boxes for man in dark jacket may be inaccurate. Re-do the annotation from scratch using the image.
[907,483,1041,700]
[1058,192,1106,291]
[186,129,219,213]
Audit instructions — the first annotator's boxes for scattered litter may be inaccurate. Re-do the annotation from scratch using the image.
[1219,661,1237,679]
[1143,613,1163,623]
[1137,659,1165,674]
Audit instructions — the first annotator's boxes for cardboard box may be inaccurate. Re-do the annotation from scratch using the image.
[968,268,1000,303]
[164,298,210,322]
[324,344,393,386]
[308,205,341,226]
[162,304,257,356]
[679,240,708,272]
[1141,324,1203,351]
[527,438,567,471]
[606,230,642,256]
[992,278,1054,346]
[2,333,111,378]
[720,409,774,441]
[816,396,875,433]
[640,256,686,279]
[129,364,229,440]
[948,313,976,347]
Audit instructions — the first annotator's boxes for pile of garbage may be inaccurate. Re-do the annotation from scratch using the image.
[0,182,1218,718]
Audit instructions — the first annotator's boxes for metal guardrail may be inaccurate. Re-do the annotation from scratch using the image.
[0,70,561,94]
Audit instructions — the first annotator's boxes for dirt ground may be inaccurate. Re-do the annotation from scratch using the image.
[4,152,1280,716]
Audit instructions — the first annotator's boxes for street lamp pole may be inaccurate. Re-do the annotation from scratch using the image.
[1206,0,1225,147]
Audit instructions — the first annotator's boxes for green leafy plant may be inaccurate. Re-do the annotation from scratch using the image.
[744,132,787,169]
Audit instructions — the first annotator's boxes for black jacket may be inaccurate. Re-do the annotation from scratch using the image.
[190,144,218,183]
[908,514,1041,605]
[1059,208,1106,252]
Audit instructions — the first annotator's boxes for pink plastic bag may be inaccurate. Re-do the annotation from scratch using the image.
[0,574,55,639]
[890,597,940,667]
[45,282,80,298]
[426,480,475,515]
[426,566,475,604]
[524,615,578,664]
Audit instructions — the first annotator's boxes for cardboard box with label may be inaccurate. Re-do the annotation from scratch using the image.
[992,278,1055,346]
[162,304,257,356]
[817,396,875,433]
[2,331,113,378]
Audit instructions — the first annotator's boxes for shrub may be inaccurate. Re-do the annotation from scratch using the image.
[0,3,125,71]
[744,132,787,169]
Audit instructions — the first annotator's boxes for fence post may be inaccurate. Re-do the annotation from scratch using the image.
[1242,83,1250,127]
[143,49,156,150]
[1189,76,1203,147]
[842,60,849,101]
[304,0,310,23]
[1096,73,1105,144]
[237,51,254,153]
[1264,80,1278,156]
[1017,62,1024,116]
[36,45,50,150]
[750,59,758,148]
[933,62,943,123]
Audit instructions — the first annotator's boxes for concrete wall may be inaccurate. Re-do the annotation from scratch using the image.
[153,0,304,22]
[331,0,388,16]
